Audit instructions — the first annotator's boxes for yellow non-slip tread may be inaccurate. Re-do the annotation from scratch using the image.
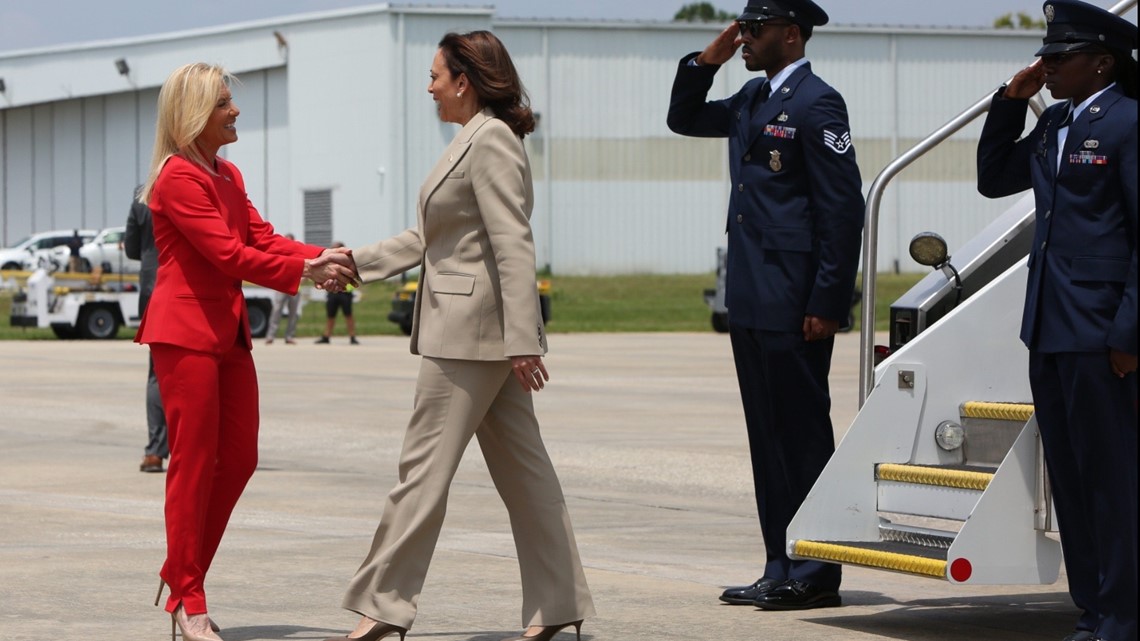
[876,463,993,491]
[793,540,947,579]
[961,401,1034,422]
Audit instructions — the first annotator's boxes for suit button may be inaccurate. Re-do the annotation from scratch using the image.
[738,184,745,192]
[1044,209,1051,219]
[744,154,752,162]
[1041,241,1047,250]
[737,214,744,223]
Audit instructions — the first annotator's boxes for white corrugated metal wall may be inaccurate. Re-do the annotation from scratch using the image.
[498,22,1042,274]
[1,11,1050,274]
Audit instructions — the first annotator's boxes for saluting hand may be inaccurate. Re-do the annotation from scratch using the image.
[1004,59,1045,100]
[697,23,743,67]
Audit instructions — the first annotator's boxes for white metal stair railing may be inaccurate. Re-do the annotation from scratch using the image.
[786,258,1063,584]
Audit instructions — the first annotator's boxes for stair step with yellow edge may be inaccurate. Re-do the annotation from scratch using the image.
[791,539,949,580]
[960,401,1034,422]
[876,464,996,520]
[958,401,1035,466]
[876,463,995,491]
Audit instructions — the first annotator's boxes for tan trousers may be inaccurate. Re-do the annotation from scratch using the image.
[342,357,595,630]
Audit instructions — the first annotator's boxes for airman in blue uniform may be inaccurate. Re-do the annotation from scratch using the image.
[977,2,1137,640]
[667,0,864,612]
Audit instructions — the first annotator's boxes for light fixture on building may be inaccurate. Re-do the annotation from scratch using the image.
[0,78,6,93]
[115,58,130,76]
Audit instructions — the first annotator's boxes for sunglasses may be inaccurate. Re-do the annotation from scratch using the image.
[1040,47,1106,65]
[737,20,793,38]
[1041,52,1082,65]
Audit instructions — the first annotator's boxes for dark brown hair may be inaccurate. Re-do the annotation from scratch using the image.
[438,31,535,138]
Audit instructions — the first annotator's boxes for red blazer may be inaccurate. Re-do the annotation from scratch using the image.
[136,155,323,354]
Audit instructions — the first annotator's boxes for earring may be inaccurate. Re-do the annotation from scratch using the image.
[1097,69,1103,74]
[457,91,463,97]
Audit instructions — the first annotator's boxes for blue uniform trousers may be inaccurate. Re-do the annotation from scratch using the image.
[730,326,841,591]
[1030,351,1137,641]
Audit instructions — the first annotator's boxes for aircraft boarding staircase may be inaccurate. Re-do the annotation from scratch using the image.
[785,0,1135,584]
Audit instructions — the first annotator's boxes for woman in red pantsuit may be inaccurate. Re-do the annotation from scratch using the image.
[136,62,358,641]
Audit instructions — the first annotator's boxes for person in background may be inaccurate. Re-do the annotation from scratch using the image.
[266,233,303,345]
[136,62,358,641]
[67,229,85,273]
[667,0,865,612]
[123,186,168,473]
[977,3,1137,640]
[322,31,594,641]
[315,241,359,345]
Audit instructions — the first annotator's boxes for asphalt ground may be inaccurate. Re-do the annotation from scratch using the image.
[0,332,1078,641]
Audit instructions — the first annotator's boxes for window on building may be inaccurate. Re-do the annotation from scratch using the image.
[303,189,332,247]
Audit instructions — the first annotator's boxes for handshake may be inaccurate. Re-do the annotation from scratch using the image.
[303,245,360,293]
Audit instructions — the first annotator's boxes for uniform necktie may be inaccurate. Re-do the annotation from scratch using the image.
[1058,109,1073,129]
[751,81,772,117]
[758,80,772,104]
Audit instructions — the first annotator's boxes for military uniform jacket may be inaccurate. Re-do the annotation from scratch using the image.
[352,108,547,360]
[978,84,1138,355]
[667,55,865,331]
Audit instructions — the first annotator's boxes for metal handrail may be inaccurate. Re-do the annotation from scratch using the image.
[858,0,1137,406]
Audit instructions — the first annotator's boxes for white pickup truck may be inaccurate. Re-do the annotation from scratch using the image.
[9,269,276,339]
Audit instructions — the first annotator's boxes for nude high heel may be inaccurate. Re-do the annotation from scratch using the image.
[155,579,221,633]
[171,605,223,641]
[323,620,407,641]
[500,620,583,641]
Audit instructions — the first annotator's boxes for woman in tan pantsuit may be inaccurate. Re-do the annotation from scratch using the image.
[323,31,594,641]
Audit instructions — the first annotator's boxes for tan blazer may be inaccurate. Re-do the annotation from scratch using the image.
[354,109,547,360]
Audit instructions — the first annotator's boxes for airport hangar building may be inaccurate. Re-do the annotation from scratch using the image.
[0,4,1043,275]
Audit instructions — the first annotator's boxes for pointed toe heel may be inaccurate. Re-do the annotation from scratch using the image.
[155,579,220,632]
[323,621,407,641]
[501,620,583,641]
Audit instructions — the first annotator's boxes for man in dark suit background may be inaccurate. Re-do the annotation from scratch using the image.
[667,0,864,611]
[124,186,168,473]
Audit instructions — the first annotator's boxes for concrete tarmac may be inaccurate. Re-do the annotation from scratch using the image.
[0,332,1077,641]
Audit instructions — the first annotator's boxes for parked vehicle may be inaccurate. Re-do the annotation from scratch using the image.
[10,268,277,339]
[79,226,140,273]
[0,229,97,271]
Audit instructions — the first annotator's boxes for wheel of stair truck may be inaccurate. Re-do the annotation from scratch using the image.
[78,305,121,339]
[246,299,271,338]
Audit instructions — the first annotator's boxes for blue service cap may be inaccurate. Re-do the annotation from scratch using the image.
[1037,0,1138,55]
[737,0,829,27]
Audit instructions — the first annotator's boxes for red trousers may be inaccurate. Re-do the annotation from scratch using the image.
[151,342,260,615]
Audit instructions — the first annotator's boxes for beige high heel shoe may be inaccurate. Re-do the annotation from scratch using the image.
[323,619,407,641]
[500,620,583,641]
[155,579,221,633]
[171,605,224,641]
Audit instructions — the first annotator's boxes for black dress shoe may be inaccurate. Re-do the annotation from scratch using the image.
[719,577,782,605]
[753,579,841,611]
[1061,632,1094,641]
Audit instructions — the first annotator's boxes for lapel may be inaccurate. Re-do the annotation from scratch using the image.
[1042,105,1065,184]
[1056,85,1122,179]
[418,107,495,219]
[747,63,812,150]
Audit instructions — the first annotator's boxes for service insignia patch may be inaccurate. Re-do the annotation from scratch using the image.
[823,130,853,154]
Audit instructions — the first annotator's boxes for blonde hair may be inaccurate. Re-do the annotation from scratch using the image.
[138,63,238,204]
